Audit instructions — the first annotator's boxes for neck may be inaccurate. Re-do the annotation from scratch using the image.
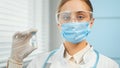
[64,40,87,56]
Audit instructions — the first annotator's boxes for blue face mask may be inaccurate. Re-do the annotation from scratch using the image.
[61,22,91,44]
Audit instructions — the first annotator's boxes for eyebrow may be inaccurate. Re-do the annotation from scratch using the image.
[76,11,86,14]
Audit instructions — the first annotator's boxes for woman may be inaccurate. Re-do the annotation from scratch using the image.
[7,0,119,68]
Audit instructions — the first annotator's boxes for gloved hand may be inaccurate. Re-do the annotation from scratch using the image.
[9,28,38,63]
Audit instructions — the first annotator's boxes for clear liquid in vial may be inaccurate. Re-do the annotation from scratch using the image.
[30,32,38,47]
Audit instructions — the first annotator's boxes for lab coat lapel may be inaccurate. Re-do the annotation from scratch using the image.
[49,44,68,68]
[46,44,66,68]
[55,44,67,64]
[82,47,97,67]
[45,63,51,68]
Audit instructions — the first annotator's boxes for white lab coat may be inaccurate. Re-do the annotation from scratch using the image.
[27,44,119,68]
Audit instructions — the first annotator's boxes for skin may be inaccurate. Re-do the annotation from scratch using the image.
[58,0,95,56]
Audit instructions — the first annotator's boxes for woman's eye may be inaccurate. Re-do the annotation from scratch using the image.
[60,13,71,21]
[63,16,70,20]
[77,15,85,19]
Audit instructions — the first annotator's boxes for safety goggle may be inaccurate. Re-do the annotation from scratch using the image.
[56,11,93,24]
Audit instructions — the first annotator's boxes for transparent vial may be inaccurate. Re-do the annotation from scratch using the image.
[30,32,38,47]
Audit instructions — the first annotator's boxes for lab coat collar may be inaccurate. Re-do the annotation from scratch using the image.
[64,43,91,64]
[83,46,97,67]
[47,44,65,63]
[74,44,91,64]
[49,43,97,67]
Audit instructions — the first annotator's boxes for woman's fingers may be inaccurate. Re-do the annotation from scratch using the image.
[13,28,38,43]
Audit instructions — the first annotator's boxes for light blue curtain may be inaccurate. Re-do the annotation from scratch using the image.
[87,0,120,65]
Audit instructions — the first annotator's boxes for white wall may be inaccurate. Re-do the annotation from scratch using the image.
[49,0,62,51]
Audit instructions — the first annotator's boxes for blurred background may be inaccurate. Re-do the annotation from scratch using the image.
[0,0,120,68]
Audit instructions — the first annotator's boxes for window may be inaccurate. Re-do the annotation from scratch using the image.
[0,0,49,68]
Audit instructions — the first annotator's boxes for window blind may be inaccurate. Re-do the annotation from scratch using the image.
[0,0,49,68]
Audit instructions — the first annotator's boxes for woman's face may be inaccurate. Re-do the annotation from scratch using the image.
[57,0,94,29]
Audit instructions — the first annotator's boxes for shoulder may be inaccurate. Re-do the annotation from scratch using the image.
[27,51,50,68]
[97,54,119,68]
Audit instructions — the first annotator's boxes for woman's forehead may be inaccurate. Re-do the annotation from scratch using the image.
[60,0,90,12]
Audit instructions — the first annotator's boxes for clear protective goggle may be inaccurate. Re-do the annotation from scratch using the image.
[56,11,93,24]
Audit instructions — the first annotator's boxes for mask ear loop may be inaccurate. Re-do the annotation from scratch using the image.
[55,12,65,43]
[55,13,60,24]
[87,11,94,28]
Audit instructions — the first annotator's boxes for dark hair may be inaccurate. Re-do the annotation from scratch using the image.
[57,0,93,13]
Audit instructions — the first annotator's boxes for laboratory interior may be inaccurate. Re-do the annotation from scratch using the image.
[0,0,120,68]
